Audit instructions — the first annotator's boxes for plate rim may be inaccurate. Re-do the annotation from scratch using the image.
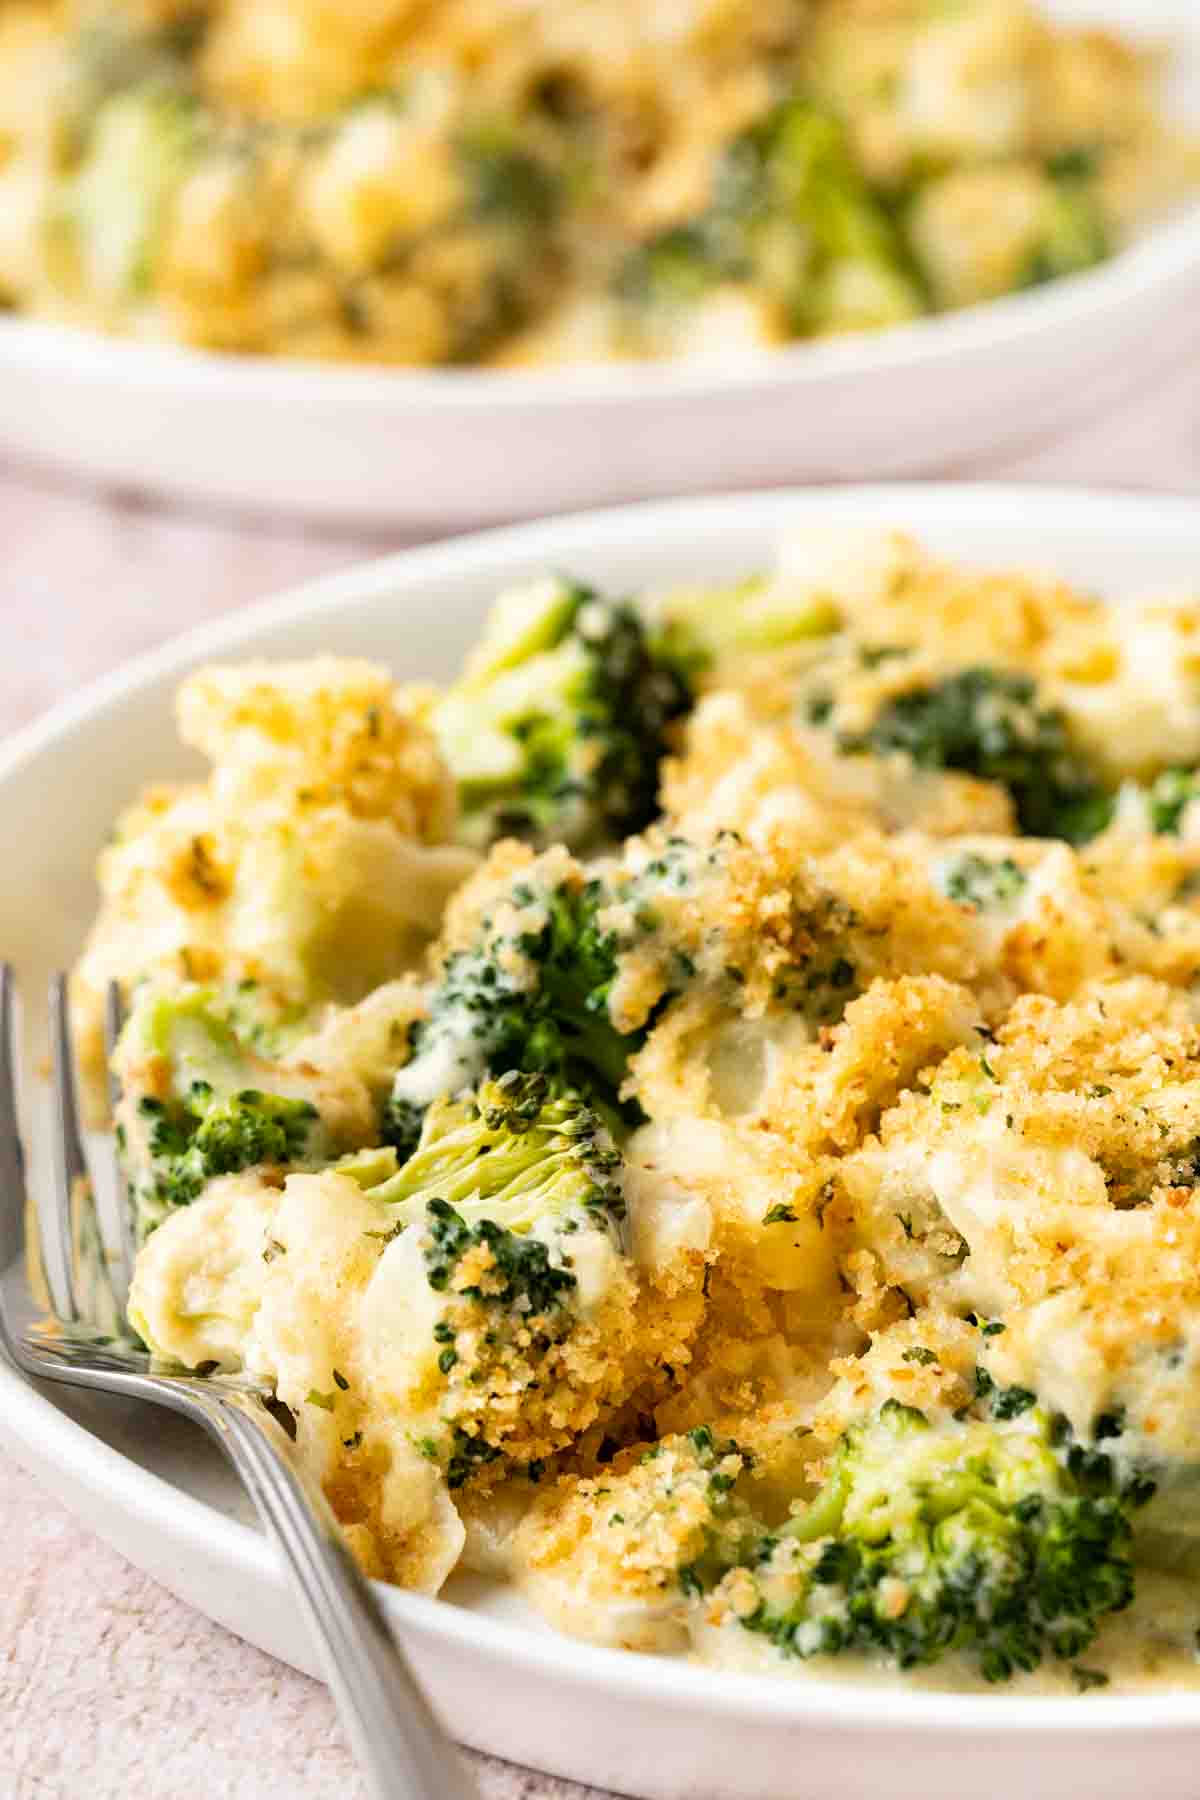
[8,480,1200,1740]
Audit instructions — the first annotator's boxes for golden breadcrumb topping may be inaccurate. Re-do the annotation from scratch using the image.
[88,527,1200,1691]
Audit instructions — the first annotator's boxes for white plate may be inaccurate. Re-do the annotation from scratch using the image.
[5,483,1200,1799]
[1,0,1199,527]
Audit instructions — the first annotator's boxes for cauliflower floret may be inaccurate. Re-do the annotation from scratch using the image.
[303,99,462,276]
[791,528,1093,673]
[1034,27,1165,161]
[834,979,1200,1349]
[155,153,269,308]
[900,2,1040,160]
[765,973,984,1159]
[175,658,458,838]
[127,1168,279,1368]
[72,659,476,1114]
[288,975,428,1105]
[812,1312,981,1447]
[619,828,983,1130]
[199,0,420,122]
[909,163,1096,310]
[1043,600,1200,783]
[626,1116,836,1303]
[130,1166,467,1589]
[660,691,879,854]
[513,1429,757,1651]
[927,831,1200,1006]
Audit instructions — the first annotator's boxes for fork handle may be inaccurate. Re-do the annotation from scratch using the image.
[201,1393,478,1800]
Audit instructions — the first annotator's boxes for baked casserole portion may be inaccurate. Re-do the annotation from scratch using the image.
[0,0,1193,364]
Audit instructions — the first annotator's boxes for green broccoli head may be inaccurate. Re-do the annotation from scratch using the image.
[708,1390,1148,1682]
[457,123,561,233]
[422,1195,578,1318]
[384,858,639,1154]
[372,1069,625,1236]
[346,1071,638,1485]
[440,119,564,360]
[1020,158,1110,291]
[62,84,203,301]
[612,222,722,319]
[709,96,923,333]
[431,576,694,853]
[843,667,1114,845]
[115,986,342,1241]
[1146,767,1200,836]
[137,1082,319,1210]
[650,571,842,676]
[63,8,206,157]
[615,94,922,342]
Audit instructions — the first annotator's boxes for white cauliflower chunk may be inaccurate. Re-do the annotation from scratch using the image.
[73,658,476,1111]
[131,1166,466,1590]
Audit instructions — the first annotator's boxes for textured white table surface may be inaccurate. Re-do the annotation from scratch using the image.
[1,362,1199,1800]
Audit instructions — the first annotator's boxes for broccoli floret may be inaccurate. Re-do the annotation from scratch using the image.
[615,95,923,341]
[710,97,924,334]
[115,987,342,1240]
[137,1083,319,1211]
[440,120,564,361]
[1020,161,1109,291]
[1146,767,1200,836]
[385,859,638,1151]
[938,852,1028,912]
[371,1069,625,1232]
[62,85,203,299]
[710,1394,1146,1682]
[345,1072,638,1485]
[651,571,842,673]
[613,222,722,317]
[431,577,694,852]
[64,10,205,156]
[844,668,1114,845]
[458,125,561,232]
[422,1195,579,1315]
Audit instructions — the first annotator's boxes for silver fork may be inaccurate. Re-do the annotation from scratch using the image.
[0,967,476,1800]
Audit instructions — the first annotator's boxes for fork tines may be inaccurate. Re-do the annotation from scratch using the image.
[0,967,134,1331]
[47,973,87,1323]
[104,981,134,1284]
